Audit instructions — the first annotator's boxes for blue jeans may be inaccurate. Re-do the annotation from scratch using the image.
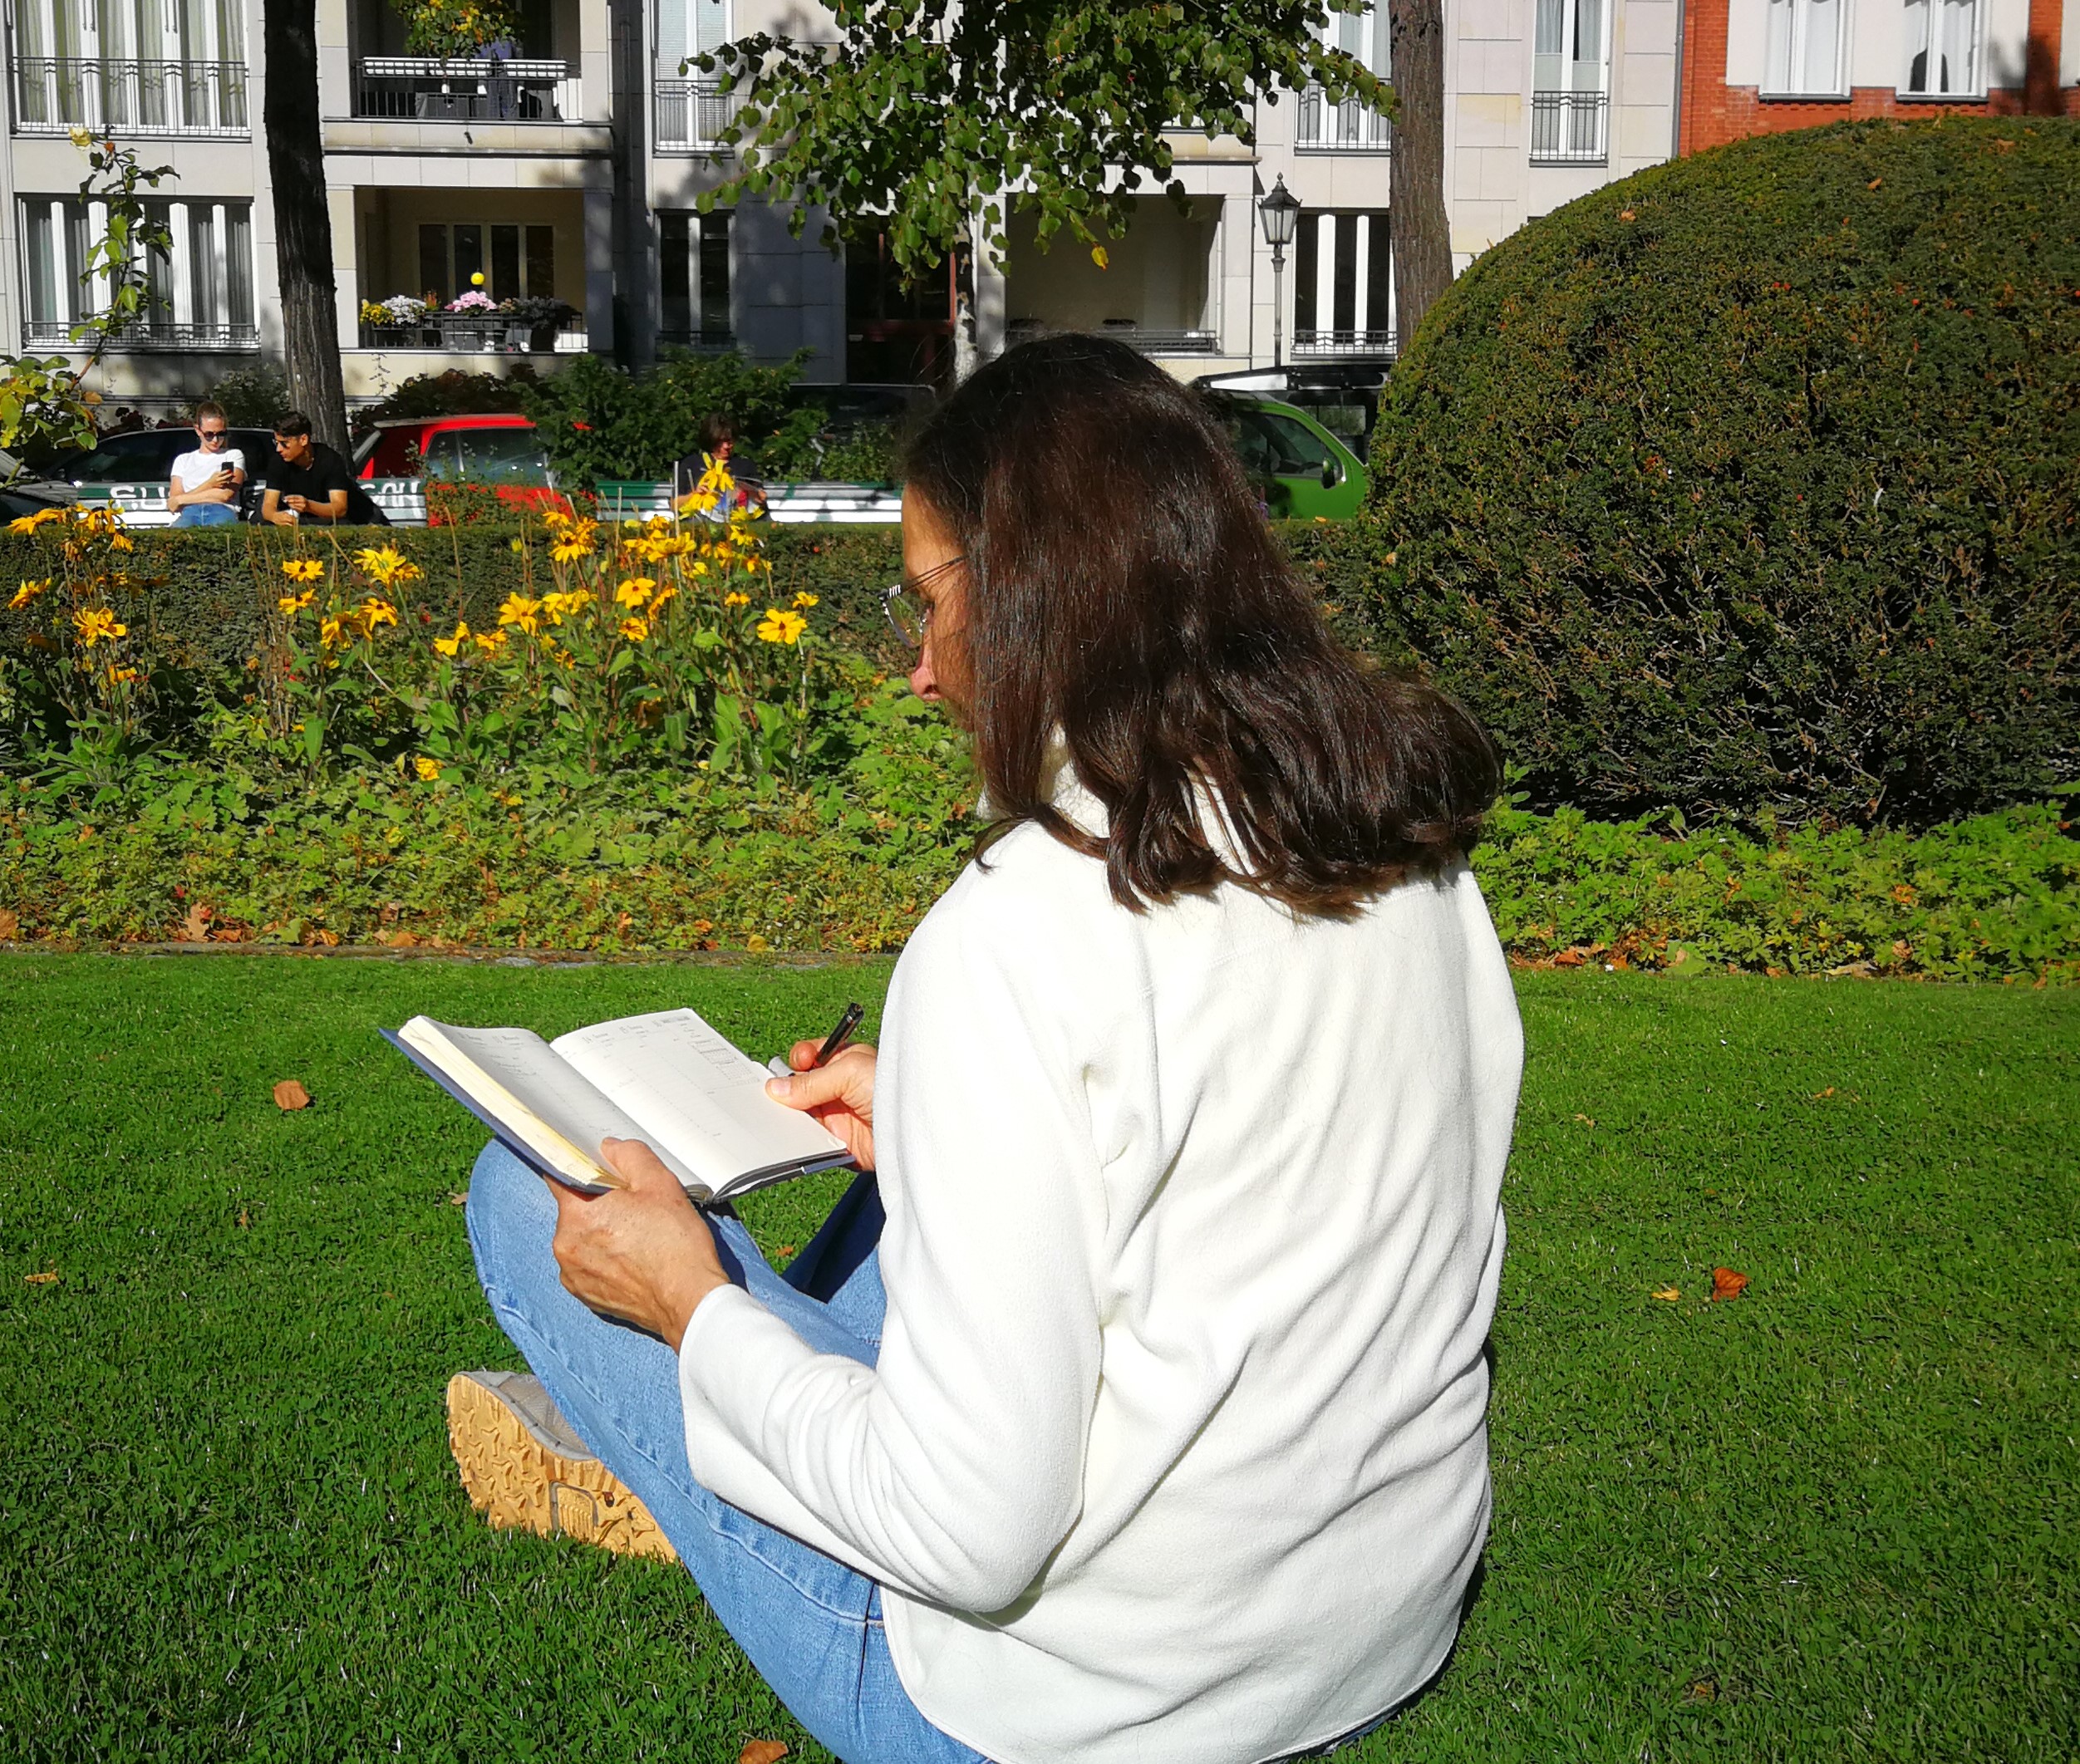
[464,1142,992,1764]
[170,500,239,526]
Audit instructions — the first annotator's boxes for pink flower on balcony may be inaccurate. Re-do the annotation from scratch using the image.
[445,290,497,313]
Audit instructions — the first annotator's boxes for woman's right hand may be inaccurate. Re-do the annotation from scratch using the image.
[766,1039,878,1170]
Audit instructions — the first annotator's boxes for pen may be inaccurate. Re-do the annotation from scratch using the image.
[767,1001,864,1079]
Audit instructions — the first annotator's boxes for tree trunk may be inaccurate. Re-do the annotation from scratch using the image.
[1388,0,1452,352]
[263,0,348,449]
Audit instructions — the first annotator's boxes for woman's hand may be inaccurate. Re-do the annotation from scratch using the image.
[766,1039,878,1171]
[548,1138,731,1351]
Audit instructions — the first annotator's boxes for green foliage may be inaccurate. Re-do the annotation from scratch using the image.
[207,358,291,428]
[1355,117,2080,828]
[350,366,540,438]
[392,0,516,57]
[699,0,1389,274]
[518,351,825,490]
[2,958,2075,1757]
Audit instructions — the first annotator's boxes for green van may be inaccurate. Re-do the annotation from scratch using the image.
[1208,394,1370,521]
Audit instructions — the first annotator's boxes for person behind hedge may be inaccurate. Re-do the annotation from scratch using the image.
[450,333,1522,1764]
[259,411,387,527]
[165,401,245,528]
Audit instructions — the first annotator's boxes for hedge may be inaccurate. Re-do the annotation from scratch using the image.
[1349,117,2079,828]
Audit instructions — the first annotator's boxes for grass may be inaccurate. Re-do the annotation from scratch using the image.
[1,953,2073,1762]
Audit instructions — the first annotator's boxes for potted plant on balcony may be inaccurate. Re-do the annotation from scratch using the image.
[361,293,433,346]
[399,0,519,118]
[440,283,499,351]
[495,294,577,352]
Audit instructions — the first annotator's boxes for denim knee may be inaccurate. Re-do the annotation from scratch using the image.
[465,1142,555,1283]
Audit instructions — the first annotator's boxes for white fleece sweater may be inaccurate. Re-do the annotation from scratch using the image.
[678,788,1522,1764]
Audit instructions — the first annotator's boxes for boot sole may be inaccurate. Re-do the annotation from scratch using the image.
[445,1372,678,1563]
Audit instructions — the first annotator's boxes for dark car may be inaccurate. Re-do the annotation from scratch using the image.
[57,426,285,519]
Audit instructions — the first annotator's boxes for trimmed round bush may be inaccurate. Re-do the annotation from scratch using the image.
[1350,116,2078,825]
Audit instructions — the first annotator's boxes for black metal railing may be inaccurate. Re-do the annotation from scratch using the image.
[654,77,734,150]
[352,57,578,121]
[1295,84,1391,153]
[10,57,248,136]
[657,327,735,351]
[1293,327,1396,359]
[1528,91,1609,165]
[357,313,587,352]
[24,317,257,350]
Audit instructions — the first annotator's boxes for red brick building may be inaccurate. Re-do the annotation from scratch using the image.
[1677,0,2078,152]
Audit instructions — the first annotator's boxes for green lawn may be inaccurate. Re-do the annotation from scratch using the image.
[2,954,2073,1762]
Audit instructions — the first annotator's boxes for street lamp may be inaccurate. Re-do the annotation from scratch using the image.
[1258,174,1301,369]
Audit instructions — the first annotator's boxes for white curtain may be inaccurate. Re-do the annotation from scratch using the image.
[1903,0,1979,91]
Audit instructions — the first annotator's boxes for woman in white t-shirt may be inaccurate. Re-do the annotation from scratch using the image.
[449,335,1522,1764]
[165,401,244,527]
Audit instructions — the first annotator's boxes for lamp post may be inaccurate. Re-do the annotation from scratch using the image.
[1258,174,1301,369]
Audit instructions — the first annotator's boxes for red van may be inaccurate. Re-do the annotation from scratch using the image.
[352,413,568,518]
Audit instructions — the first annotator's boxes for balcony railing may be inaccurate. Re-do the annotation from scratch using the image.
[23,317,257,350]
[1295,85,1391,154]
[1010,319,1221,356]
[10,57,248,137]
[352,57,579,122]
[658,328,735,351]
[654,77,734,150]
[1529,90,1609,165]
[1293,327,1396,360]
[357,313,588,353]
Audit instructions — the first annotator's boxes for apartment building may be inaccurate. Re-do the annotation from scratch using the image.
[0,0,1684,410]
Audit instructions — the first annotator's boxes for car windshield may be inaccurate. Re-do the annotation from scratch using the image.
[69,432,184,480]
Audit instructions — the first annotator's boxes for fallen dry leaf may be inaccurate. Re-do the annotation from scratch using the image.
[1651,1286,1680,1302]
[1619,207,1636,220]
[449,1191,470,1207]
[1866,176,1882,189]
[25,1270,58,1285]
[183,902,214,941]
[0,907,17,940]
[1709,1266,1750,1302]
[1573,1113,1596,1128]
[1811,1087,1836,1099]
[1689,1678,1719,1702]
[273,1079,312,1111]
[238,1208,251,1229]
[777,1244,798,1258]
[738,1742,789,1764]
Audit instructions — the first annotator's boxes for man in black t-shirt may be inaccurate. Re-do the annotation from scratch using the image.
[260,410,388,526]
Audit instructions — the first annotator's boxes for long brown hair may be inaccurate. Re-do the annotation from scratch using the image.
[905,334,1499,914]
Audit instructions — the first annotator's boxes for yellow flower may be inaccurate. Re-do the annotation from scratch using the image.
[348,597,398,637]
[471,628,509,656]
[548,520,597,564]
[539,508,570,530]
[353,545,422,589]
[540,588,593,625]
[647,579,678,612]
[107,665,140,685]
[619,616,650,642]
[792,592,819,610]
[7,517,38,538]
[319,614,345,650]
[723,591,750,608]
[433,620,470,657]
[72,607,126,646]
[415,756,443,782]
[496,593,543,635]
[9,578,49,610]
[281,557,325,583]
[277,590,315,615]
[755,608,808,646]
[614,577,656,609]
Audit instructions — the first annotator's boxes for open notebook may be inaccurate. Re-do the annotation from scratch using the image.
[385,1007,855,1204]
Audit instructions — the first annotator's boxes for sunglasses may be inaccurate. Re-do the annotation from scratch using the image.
[883,554,965,649]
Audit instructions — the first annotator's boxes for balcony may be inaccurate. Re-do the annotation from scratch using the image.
[1528,91,1608,165]
[23,317,258,351]
[1293,328,1396,360]
[655,78,734,150]
[357,312,588,353]
[1007,318,1220,356]
[658,328,735,351]
[1295,85,1391,154]
[10,57,248,138]
[352,57,579,121]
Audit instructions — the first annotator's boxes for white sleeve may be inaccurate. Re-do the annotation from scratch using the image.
[676,885,1105,1612]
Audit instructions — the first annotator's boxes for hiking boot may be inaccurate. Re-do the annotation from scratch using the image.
[445,1369,678,1563]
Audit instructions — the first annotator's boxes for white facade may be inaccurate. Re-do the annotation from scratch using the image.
[0,0,1678,406]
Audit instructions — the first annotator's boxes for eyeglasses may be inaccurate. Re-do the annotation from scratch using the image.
[883,555,965,649]
[198,427,228,442]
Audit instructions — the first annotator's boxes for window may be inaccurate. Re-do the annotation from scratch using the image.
[1901,0,1979,93]
[1296,3,1391,150]
[20,194,255,347]
[421,426,551,486]
[1532,0,1610,162]
[1291,211,1394,357]
[11,0,248,135]
[1763,0,1848,95]
[658,210,731,342]
[655,0,732,147]
[416,224,557,307]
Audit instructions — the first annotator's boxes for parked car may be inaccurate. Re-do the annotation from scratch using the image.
[1207,394,1370,521]
[0,447,76,520]
[54,425,284,523]
[352,413,564,513]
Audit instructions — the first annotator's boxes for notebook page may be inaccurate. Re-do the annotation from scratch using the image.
[398,1018,706,1192]
[552,1009,845,1192]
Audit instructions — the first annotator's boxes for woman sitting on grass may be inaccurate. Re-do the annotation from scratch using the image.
[452,333,1522,1764]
